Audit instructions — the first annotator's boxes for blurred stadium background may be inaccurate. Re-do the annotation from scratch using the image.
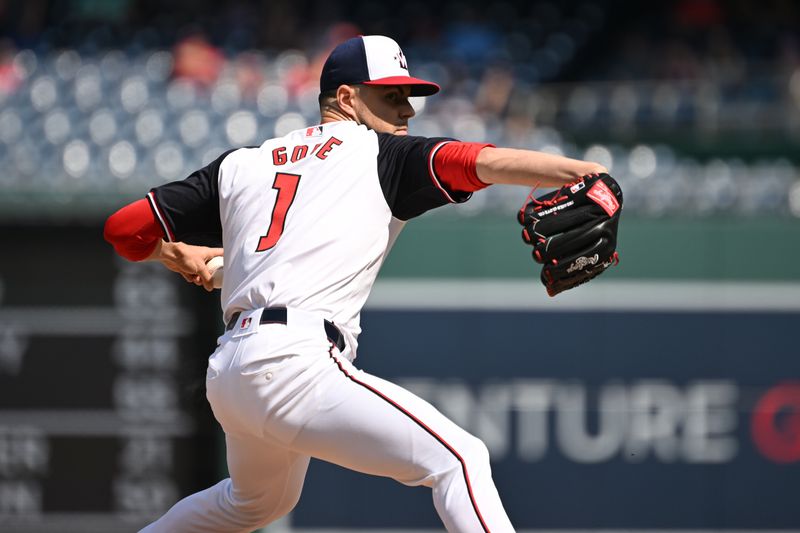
[0,0,799,532]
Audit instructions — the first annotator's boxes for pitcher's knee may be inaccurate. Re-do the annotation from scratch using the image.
[264,486,303,523]
[225,485,301,529]
[460,434,492,473]
[433,433,492,482]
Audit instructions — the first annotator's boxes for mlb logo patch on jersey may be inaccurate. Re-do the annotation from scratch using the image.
[305,126,324,138]
[232,310,261,338]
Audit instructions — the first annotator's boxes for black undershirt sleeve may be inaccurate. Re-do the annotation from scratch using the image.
[148,149,237,247]
[376,133,471,220]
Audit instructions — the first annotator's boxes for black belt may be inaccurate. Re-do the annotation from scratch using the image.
[226,307,345,352]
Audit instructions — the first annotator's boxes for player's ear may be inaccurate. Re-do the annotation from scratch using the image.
[336,85,359,120]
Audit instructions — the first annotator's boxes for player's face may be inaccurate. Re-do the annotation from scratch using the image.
[352,85,416,135]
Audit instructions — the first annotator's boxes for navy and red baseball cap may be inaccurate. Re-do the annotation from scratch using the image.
[320,35,440,97]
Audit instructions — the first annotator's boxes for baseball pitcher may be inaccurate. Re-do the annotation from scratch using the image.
[105,35,621,533]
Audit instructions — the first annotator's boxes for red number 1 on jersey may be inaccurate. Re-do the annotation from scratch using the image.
[256,172,301,252]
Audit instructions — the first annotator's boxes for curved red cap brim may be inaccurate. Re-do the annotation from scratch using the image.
[363,76,440,96]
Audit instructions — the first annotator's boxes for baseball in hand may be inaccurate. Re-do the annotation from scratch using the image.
[206,256,224,289]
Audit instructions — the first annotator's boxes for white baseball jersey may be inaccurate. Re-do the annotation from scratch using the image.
[147,121,471,356]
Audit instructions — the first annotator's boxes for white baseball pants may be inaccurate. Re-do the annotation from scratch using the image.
[140,307,514,533]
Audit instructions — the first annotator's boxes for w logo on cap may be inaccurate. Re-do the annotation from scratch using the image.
[395,50,408,70]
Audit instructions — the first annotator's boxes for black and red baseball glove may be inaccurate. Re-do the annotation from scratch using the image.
[517,173,623,297]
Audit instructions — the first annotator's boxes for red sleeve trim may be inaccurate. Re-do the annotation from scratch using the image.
[147,191,175,242]
[431,141,493,197]
[103,198,164,261]
[426,141,457,203]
